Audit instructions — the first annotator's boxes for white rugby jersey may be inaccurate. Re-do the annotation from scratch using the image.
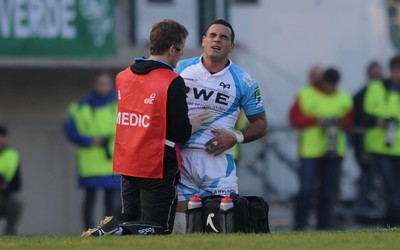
[175,56,265,154]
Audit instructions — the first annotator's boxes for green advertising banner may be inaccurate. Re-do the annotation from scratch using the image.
[0,0,117,58]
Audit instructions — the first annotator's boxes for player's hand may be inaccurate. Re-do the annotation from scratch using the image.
[205,129,237,156]
[190,111,214,134]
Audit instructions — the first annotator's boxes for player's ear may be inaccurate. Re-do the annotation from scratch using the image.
[201,36,206,47]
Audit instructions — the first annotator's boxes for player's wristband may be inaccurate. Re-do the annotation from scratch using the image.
[233,131,244,144]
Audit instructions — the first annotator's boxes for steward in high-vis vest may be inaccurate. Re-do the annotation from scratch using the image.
[65,72,120,229]
[351,61,383,223]
[67,97,117,185]
[364,80,400,155]
[362,55,400,227]
[289,68,353,230]
[82,19,193,237]
[0,125,22,235]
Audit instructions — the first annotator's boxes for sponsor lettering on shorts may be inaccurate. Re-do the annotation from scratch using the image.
[212,189,236,196]
[138,227,156,235]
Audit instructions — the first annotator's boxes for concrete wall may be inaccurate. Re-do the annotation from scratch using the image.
[231,0,395,125]
[136,0,198,48]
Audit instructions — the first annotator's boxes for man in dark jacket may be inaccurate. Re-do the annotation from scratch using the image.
[363,56,400,227]
[352,61,383,223]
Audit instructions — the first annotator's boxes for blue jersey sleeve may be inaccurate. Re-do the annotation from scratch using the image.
[175,57,200,74]
[240,78,265,116]
[175,64,183,74]
[175,60,187,74]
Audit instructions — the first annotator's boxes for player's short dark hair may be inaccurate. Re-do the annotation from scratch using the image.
[204,19,235,43]
[0,125,8,136]
[149,19,188,55]
[389,55,400,69]
[323,68,340,85]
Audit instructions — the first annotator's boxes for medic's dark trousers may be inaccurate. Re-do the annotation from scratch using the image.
[120,161,179,235]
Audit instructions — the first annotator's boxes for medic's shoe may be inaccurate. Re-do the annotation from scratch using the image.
[82,216,120,237]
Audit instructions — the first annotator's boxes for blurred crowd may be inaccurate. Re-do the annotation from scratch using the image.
[289,56,400,230]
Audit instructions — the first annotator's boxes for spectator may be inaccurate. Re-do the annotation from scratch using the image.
[289,68,353,230]
[352,61,383,223]
[65,72,120,229]
[363,55,400,227]
[0,125,22,235]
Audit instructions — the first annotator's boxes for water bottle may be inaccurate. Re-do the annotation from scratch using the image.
[219,196,235,234]
[186,194,203,233]
[326,124,338,158]
[386,120,397,147]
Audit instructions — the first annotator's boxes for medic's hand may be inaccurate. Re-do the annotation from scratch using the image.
[190,112,214,134]
[205,129,237,156]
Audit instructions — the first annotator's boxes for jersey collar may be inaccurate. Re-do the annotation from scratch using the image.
[199,54,232,76]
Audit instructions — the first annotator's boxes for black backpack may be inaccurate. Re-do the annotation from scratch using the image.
[244,195,270,233]
[200,193,270,233]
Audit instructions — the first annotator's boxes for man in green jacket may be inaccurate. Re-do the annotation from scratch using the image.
[65,73,120,229]
[289,68,353,230]
[363,56,400,227]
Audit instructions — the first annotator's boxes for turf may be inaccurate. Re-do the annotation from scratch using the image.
[1,229,399,250]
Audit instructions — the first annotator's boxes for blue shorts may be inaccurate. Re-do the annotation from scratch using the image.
[177,148,238,201]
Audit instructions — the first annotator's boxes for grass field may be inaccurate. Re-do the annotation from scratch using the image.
[1,229,399,250]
